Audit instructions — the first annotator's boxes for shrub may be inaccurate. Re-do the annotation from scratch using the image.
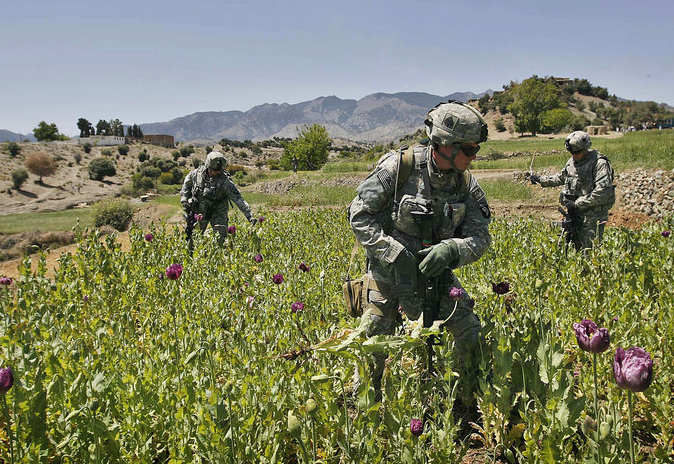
[132,174,155,191]
[140,166,162,179]
[82,142,92,154]
[91,199,134,231]
[255,160,265,168]
[24,152,57,183]
[73,152,82,164]
[238,150,248,158]
[193,158,202,168]
[178,159,186,167]
[494,118,506,132]
[117,145,130,156]
[180,146,194,157]
[88,157,117,181]
[569,114,591,131]
[101,148,113,156]
[227,164,246,174]
[171,167,185,184]
[172,151,180,161]
[4,141,21,157]
[159,172,175,185]
[267,159,281,170]
[591,118,604,126]
[11,168,29,189]
[138,149,149,162]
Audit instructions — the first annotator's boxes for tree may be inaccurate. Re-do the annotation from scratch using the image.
[540,108,574,133]
[88,157,117,181]
[33,121,61,141]
[96,119,111,136]
[24,152,58,183]
[280,124,331,171]
[508,77,561,135]
[109,119,124,137]
[3,141,21,157]
[11,168,28,190]
[77,118,93,138]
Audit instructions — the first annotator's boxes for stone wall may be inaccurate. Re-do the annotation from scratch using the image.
[618,169,674,218]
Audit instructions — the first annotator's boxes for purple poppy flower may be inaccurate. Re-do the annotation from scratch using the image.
[410,418,423,437]
[258,216,265,223]
[83,295,89,302]
[145,233,153,242]
[0,277,12,286]
[449,286,464,300]
[613,347,654,392]
[273,273,284,285]
[662,230,671,238]
[299,262,310,273]
[228,225,236,236]
[573,319,610,353]
[247,296,254,309]
[0,367,13,394]
[492,281,510,294]
[254,254,264,263]
[291,302,305,313]
[194,213,204,221]
[166,264,183,280]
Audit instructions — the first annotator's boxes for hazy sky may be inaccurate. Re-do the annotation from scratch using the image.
[1,0,672,136]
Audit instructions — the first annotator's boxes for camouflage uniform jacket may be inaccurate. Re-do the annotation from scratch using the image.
[180,166,252,219]
[538,150,615,218]
[350,145,491,272]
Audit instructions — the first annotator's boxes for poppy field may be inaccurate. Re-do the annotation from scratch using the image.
[0,210,673,463]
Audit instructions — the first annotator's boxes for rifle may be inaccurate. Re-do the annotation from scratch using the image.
[184,204,197,252]
[558,194,581,249]
[410,192,441,380]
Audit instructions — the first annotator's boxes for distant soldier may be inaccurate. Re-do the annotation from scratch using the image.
[348,101,491,403]
[529,131,615,249]
[180,151,257,244]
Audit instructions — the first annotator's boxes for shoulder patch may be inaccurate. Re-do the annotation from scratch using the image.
[377,169,394,193]
[479,204,491,219]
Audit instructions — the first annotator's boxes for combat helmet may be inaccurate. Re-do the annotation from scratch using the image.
[205,151,228,171]
[565,131,592,153]
[425,101,488,146]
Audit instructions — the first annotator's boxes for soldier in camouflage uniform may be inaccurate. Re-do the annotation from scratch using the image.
[529,131,615,249]
[349,101,491,402]
[180,151,257,244]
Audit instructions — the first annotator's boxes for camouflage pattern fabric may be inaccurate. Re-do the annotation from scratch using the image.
[349,145,490,396]
[180,162,252,243]
[538,149,615,248]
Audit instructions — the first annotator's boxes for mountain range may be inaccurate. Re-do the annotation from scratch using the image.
[138,91,489,143]
[0,130,35,143]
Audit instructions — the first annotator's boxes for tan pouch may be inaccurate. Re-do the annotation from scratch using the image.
[343,276,365,318]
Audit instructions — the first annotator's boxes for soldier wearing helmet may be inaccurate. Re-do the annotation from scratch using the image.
[348,101,491,404]
[180,151,257,244]
[529,131,615,249]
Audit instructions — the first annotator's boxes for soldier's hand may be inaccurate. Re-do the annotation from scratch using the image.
[182,202,191,213]
[565,200,578,214]
[418,241,459,277]
[248,217,258,225]
[529,174,540,185]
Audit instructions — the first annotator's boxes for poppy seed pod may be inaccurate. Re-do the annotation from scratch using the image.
[613,347,654,392]
[573,319,610,353]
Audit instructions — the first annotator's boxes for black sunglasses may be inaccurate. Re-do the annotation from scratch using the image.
[454,143,481,156]
[565,141,583,154]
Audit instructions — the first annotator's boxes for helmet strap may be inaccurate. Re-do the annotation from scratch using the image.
[432,144,459,171]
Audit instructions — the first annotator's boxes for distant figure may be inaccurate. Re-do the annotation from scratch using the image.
[180,151,256,244]
[529,131,615,249]
[291,155,298,174]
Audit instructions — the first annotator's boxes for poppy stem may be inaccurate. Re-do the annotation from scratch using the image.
[1,393,14,464]
[593,352,601,463]
[628,390,635,464]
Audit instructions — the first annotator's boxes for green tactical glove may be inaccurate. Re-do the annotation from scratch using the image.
[418,241,459,277]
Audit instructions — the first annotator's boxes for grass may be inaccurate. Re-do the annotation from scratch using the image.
[474,130,674,171]
[479,179,533,201]
[242,185,355,207]
[0,208,93,234]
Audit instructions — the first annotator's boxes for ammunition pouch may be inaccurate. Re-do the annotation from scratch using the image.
[343,274,384,318]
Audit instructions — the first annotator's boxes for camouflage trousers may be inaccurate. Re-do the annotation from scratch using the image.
[359,259,482,401]
[575,212,608,250]
[197,213,229,244]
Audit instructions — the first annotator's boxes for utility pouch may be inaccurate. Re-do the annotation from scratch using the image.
[343,276,366,318]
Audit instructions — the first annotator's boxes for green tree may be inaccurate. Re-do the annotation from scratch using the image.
[77,118,93,137]
[96,119,111,136]
[508,77,561,135]
[11,168,29,190]
[540,108,574,133]
[33,121,61,141]
[280,124,331,171]
[24,151,57,183]
[88,157,117,181]
[109,119,124,137]
[4,141,21,157]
